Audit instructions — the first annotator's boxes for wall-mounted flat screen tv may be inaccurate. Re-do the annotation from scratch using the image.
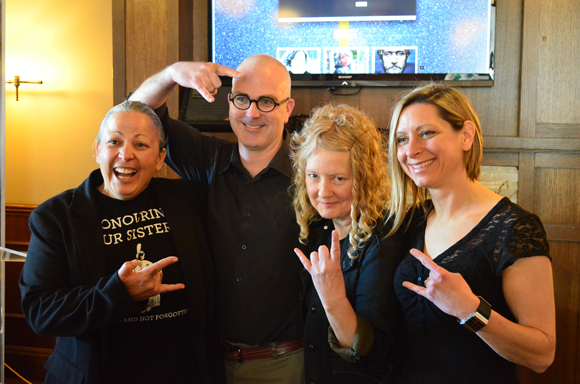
[210,0,495,87]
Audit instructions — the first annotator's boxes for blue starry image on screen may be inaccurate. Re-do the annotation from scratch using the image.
[210,0,495,86]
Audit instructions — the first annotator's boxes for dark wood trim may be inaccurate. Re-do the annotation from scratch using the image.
[6,204,35,215]
[112,0,126,105]
[6,313,26,320]
[519,0,540,139]
[535,152,580,169]
[517,152,535,212]
[484,137,580,151]
[482,152,520,167]
[5,204,35,251]
[545,224,580,243]
[5,345,52,359]
[536,124,580,139]
[192,0,208,62]
[179,0,194,62]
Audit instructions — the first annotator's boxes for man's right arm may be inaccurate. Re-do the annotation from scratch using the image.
[128,61,242,183]
[129,61,243,108]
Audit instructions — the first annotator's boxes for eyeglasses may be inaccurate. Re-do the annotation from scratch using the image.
[228,93,290,113]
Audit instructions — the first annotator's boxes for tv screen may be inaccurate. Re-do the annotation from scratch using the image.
[209,0,495,87]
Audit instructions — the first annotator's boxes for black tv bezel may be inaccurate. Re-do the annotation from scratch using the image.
[207,0,496,88]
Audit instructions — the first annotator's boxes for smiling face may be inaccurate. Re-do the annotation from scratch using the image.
[395,103,473,190]
[96,111,166,200]
[305,148,354,228]
[229,55,295,155]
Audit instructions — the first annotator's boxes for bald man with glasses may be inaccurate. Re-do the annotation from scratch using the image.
[130,55,305,384]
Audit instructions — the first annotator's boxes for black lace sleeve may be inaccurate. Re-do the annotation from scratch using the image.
[495,210,551,273]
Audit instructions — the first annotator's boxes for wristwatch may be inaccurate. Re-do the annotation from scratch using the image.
[457,296,492,333]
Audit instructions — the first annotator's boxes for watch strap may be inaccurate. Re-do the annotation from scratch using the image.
[458,296,491,333]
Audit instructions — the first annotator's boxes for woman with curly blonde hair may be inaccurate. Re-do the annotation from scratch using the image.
[291,103,403,383]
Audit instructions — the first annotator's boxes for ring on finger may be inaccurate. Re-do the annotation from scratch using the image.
[424,277,430,287]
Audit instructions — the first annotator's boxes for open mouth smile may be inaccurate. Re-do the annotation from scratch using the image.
[243,122,265,129]
[408,159,435,170]
[114,167,137,180]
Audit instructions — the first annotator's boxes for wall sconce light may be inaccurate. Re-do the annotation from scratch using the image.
[6,75,43,101]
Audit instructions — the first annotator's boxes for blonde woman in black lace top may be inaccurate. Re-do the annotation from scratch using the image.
[386,84,556,384]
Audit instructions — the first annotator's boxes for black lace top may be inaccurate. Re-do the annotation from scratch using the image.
[393,197,550,384]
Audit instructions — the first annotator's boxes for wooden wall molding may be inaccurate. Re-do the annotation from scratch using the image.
[484,137,580,152]
[482,152,520,167]
[5,204,35,252]
[519,0,540,139]
[545,225,580,243]
[112,0,126,105]
[535,152,580,169]
[537,124,580,139]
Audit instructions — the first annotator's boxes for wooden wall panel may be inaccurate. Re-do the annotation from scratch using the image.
[536,124,580,139]
[482,152,519,167]
[125,0,172,107]
[116,0,193,115]
[5,204,33,252]
[192,0,208,62]
[533,168,580,225]
[517,242,580,384]
[537,0,580,124]
[4,260,55,384]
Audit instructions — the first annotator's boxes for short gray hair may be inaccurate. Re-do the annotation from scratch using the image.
[98,100,165,150]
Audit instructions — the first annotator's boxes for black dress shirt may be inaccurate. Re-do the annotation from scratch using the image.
[157,105,304,346]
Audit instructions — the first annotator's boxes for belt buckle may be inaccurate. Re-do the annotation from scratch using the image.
[271,344,278,359]
[236,347,244,363]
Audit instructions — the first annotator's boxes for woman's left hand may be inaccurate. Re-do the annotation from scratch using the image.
[295,230,347,307]
[403,248,480,319]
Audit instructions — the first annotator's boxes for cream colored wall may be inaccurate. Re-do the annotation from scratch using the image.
[5,0,112,205]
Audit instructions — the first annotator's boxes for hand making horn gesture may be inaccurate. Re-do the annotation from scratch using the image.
[118,256,185,303]
[295,230,347,308]
[403,248,481,320]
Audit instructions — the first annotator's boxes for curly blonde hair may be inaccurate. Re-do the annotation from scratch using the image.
[387,83,483,235]
[290,103,390,258]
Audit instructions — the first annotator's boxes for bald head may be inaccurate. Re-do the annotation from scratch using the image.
[235,54,292,96]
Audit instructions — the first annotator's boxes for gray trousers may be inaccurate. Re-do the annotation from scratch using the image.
[224,348,304,384]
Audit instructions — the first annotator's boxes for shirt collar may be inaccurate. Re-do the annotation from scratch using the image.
[222,131,293,179]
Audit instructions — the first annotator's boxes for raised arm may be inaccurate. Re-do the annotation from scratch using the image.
[129,61,243,109]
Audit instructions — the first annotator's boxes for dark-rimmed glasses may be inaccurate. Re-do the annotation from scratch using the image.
[228,93,290,113]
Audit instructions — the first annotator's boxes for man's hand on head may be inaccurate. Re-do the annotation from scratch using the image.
[130,61,243,109]
[167,62,243,103]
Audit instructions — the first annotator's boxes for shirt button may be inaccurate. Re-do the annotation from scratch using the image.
[417,276,422,282]
[311,306,317,312]
[323,226,328,230]
[236,277,242,283]
[242,245,247,250]
[308,344,315,351]
[245,212,251,217]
